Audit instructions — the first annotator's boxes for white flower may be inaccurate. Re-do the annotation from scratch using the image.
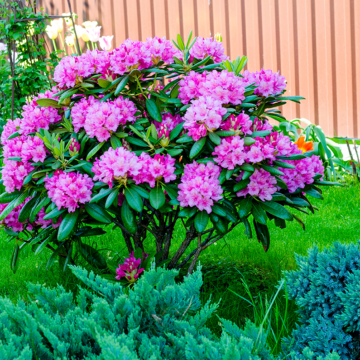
[86,26,101,42]
[99,35,113,51]
[51,19,63,33]
[45,25,58,40]
[82,21,98,28]
[0,43,7,52]
[65,35,75,47]
[62,12,78,26]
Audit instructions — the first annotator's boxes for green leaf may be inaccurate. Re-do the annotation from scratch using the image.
[244,137,256,146]
[176,134,193,143]
[261,164,285,176]
[46,241,66,269]
[36,98,63,108]
[178,207,197,218]
[186,31,193,48]
[213,217,228,234]
[212,204,227,217]
[273,160,296,169]
[170,122,184,140]
[132,185,150,199]
[146,98,162,122]
[90,187,113,203]
[194,211,209,232]
[149,186,166,210]
[126,137,148,147]
[105,188,120,208]
[0,192,28,221]
[233,179,250,192]
[303,188,323,199]
[121,199,137,234]
[11,244,20,274]
[190,137,206,158]
[208,132,221,145]
[7,157,22,161]
[86,141,105,160]
[98,78,111,88]
[167,148,183,156]
[110,135,122,149]
[163,184,178,200]
[18,197,37,223]
[261,201,293,221]
[238,197,253,218]
[177,34,185,50]
[79,242,107,269]
[215,131,236,137]
[125,187,143,212]
[7,131,20,140]
[314,180,342,186]
[241,217,252,238]
[85,203,112,224]
[239,164,255,172]
[219,168,227,184]
[251,130,271,138]
[0,192,21,204]
[253,220,270,252]
[35,233,56,255]
[252,202,267,225]
[276,154,306,160]
[43,208,66,220]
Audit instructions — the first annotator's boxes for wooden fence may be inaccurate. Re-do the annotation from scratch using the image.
[39,0,360,138]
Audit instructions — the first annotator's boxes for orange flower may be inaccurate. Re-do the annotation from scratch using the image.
[295,136,314,153]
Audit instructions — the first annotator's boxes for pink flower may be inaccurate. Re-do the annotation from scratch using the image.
[44,171,94,212]
[183,96,227,141]
[115,251,148,283]
[143,36,179,65]
[71,96,96,133]
[178,71,207,104]
[177,161,223,214]
[35,208,62,229]
[222,113,253,136]
[153,112,183,132]
[92,147,142,188]
[69,138,80,157]
[241,69,286,97]
[213,136,247,170]
[54,54,95,89]
[279,155,324,193]
[133,153,176,188]
[1,160,34,193]
[189,37,228,64]
[236,168,277,201]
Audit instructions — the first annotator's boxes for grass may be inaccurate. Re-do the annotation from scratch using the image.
[0,183,359,353]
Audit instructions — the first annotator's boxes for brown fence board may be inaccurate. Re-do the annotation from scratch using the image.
[42,0,360,138]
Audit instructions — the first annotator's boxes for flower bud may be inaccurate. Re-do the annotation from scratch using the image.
[99,36,113,51]
[159,124,170,148]
[121,138,131,151]
[69,138,80,157]
[215,32,223,42]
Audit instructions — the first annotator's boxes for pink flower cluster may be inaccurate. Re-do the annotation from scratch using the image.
[154,112,183,132]
[177,161,223,214]
[222,113,253,136]
[236,168,277,201]
[183,96,227,141]
[279,155,324,193]
[54,53,95,89]
[115,251,148,283]
[92,147,141,187]
[189,37,228,64]
[213,136,247,170]
[133,153,177,188]
[71,96,96,133]
[1,119,47,193]
[241,69,286,97]
[20,89,62,135]
[0,201,27,232]
[44,170,94,212]
[0,199,60,233]
[178,70,245,105]
[82,49,110,75]
[82,97,136,142]
[110,37,177,76]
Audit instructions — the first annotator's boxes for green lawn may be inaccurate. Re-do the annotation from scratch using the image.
[0,184,359,353]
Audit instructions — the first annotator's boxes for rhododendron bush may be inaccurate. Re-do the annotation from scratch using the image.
[0,33,333,274]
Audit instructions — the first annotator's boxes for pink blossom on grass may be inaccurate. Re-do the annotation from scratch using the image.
[115,251,148,283]
[177,161,223,214]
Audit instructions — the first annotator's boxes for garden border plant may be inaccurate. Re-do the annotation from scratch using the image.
[0,31,339,281]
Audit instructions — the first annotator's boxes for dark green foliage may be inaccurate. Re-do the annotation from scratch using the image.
[0,265,274,359]
[281,242,360,359]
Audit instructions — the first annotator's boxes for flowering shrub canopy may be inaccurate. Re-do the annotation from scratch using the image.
[0,33,332,274]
